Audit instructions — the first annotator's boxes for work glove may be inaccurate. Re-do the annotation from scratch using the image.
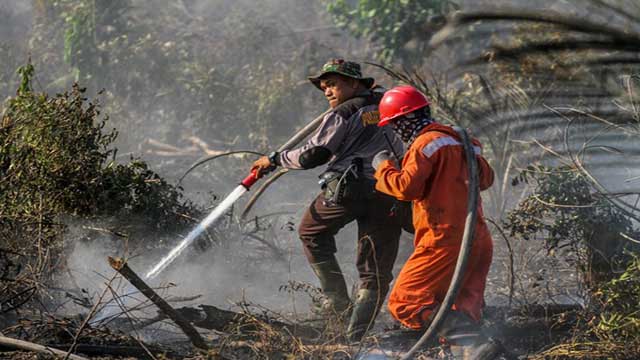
[251,155,276,178]
[372,150,395,171]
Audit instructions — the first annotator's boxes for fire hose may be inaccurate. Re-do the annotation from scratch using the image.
[179,108,332,193]
[178,111,482,359]
[400,126,479,360]
[143,109,332,281]
[239,124,481,358]
[238,108,340,215]
[236,121,483,359]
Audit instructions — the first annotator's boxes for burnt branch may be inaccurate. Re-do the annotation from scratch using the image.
[107,256,209,350]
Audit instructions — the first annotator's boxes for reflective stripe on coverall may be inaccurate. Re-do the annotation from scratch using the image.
[374,123,495,330]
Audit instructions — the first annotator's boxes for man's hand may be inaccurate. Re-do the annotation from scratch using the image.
[372,150,396,171]
[251,156,276,177]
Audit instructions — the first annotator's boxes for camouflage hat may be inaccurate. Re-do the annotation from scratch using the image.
[308,58,375,90]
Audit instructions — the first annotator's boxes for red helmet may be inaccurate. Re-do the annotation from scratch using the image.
[378,85,430,127]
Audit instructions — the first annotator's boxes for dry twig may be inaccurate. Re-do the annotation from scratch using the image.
[63,272,119,360]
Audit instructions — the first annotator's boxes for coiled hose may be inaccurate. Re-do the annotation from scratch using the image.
[400,126,479,360]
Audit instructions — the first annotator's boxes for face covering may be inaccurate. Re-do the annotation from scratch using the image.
[390,113,434,145]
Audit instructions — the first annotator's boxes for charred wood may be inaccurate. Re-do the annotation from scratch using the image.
[174,304,322,340]
[107,256,209,350]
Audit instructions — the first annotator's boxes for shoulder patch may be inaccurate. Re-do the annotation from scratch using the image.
[361,110,380,126]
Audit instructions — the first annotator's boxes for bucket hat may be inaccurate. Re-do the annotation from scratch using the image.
[308,58,375,90]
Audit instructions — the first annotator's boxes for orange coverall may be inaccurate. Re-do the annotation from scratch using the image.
[374,123,495,330]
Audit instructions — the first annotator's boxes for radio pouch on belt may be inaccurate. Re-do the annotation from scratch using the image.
[319,158,363,206]
[317,115,378,206]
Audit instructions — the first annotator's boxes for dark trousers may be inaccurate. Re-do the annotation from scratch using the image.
[298,190,403,296]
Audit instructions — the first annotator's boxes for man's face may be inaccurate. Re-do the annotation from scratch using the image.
[319,74,359,108]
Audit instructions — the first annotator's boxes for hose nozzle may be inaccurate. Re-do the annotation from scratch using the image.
[240,170,260,190]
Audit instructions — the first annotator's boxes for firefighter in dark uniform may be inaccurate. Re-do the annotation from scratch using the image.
[252,59,407,341]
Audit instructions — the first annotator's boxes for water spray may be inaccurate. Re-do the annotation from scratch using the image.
[94,109,332,324]
[92,171,262,323]
[142,109,334,280]
[144,170,260,280]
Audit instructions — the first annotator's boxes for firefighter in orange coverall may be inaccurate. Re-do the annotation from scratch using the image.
[371,85,494,339]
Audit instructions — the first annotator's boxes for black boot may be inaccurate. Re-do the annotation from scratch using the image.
[437,311,480,340]
[309,257,351,317]
[346,288,381,342]
[438,311,497,360]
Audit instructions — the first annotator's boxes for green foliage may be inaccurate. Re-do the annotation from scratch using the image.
[1,61,199,229]
[327,0,458,63]
[505,164,633,287]
[23,0,328,152]
[595,254,640,342]
[1,78,116,220]
[96,159,197,227]
[16,62,34,94]
[61,0,97,83]
[0,63,200,310]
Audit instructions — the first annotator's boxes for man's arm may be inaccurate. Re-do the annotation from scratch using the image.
[374,145,432,201]
[251,112,348,174]
[278,111,348,169]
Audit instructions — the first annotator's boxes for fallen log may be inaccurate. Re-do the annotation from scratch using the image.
[176,304,322,340]
[0,335,88,360]
[48,344,181,359]
[209,305,320,339]
[117,303,321,340]
[108,256,209,350]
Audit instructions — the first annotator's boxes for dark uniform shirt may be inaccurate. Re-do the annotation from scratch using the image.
[278,90,404,179]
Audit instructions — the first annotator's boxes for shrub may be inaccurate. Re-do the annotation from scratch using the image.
[0,62,200,312]
[505,164,634,289]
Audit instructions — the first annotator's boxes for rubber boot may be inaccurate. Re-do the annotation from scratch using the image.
[310,257,350,317]
[446,336,503,360]
[466,337,503,360]
[437,311,496,360]
[346,288,381,342]
[437,311,480,339]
